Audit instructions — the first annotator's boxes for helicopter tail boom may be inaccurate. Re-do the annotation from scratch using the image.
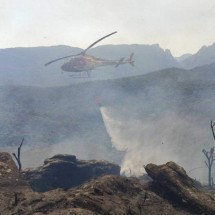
[115,57,125,68]
[115,53,134,68]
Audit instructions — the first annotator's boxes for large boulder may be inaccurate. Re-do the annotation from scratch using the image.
[145,161,215,215]
[23,154,120,192]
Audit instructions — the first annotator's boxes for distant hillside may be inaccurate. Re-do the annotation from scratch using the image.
[0,83,123,166]
[176,53,192,62]
[1,63,215,181]
[0,46,82,87]
[181,43,215,69]
[88,44,179,79]
[0,44,179,87]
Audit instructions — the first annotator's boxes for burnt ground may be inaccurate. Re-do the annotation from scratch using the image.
[1,152,215,215]
[1,175,193,215]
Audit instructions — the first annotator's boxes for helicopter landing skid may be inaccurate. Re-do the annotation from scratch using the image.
[69,71,91,78]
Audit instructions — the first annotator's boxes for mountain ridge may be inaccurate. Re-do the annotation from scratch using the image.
[181,42,215,69]
[0,44,179,87]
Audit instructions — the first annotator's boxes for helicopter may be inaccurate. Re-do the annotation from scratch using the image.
[44,31,134,77]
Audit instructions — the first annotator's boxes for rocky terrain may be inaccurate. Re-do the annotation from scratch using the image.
[0,152,31,213]
[145,162,215,215]
[1,152,215,215]
[23,154,120,192]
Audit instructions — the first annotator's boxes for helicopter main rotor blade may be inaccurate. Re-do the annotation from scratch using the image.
[44,31,117,66]
[82,31,117,54]
[44,53,81,66]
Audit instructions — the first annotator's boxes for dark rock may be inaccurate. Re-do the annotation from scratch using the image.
[23,154,120,192]
[145,161,215,215]
[44,154,77,164]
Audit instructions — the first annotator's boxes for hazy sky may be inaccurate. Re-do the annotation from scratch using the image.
[1,0,215,56]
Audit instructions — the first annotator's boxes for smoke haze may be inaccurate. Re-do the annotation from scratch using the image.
[1,64,215,184]
[100,107,211,181]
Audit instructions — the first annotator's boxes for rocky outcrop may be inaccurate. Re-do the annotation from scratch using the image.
[23,154,120,192]
[1,152,215,215]
[3,175,193,215]
[0,152,27,188]
[145,161,215,215]
[0,152,31,214]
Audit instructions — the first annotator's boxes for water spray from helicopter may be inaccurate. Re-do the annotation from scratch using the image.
[99,103,209,181]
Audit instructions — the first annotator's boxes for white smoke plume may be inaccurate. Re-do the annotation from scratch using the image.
[100,106,211,182]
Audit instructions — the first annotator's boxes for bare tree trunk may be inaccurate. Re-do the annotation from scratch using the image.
[202,120,215,188]
[202,147,214,188]
[211,120,215,141]
[12,138,24,171]
[209,165,212,188]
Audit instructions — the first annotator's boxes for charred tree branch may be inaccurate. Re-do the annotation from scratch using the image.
[210,120,215,141]
[12,138,24,172]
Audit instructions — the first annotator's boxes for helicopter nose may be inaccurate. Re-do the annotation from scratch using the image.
[61,63,69,71]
